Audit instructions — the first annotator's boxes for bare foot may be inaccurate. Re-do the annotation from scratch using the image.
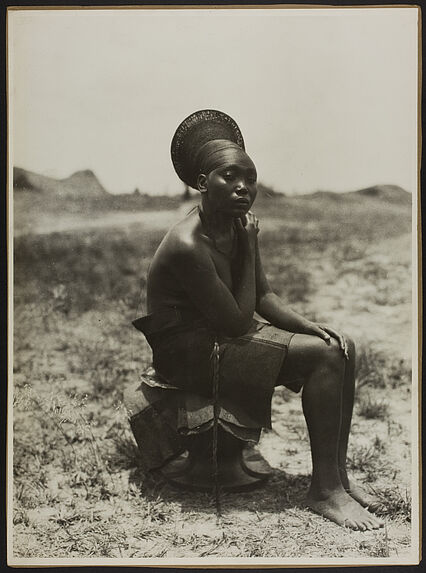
[343,475,383,512]
[306,488,384,531]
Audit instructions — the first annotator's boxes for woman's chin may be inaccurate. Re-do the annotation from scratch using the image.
[228,204,251,215]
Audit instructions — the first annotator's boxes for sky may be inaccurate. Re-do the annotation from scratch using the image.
[9,7,418,195]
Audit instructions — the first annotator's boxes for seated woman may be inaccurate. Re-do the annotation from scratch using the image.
[130,110,383,531]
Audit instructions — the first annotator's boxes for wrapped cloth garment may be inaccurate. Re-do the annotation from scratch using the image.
[124,308,296,472]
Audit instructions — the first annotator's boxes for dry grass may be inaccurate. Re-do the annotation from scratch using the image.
[357,395,390,421]
[12,193,414,561]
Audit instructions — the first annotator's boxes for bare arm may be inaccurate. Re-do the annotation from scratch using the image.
[255,239,348,357]
[172,214,258,337]
[254,240,316,333]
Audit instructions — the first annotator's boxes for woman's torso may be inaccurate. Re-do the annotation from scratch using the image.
[146,208,242,315]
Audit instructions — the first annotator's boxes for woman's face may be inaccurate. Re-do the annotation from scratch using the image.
[200,151,258,216]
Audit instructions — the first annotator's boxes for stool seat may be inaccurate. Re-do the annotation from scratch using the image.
[160,426,273,492]
[125,366,273,492]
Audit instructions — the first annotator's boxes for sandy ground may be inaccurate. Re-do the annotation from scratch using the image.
[12,204,191,236]
[308,232,413,360]
[11,204,417,563]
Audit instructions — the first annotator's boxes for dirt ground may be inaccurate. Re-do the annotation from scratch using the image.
[11,196,418,564]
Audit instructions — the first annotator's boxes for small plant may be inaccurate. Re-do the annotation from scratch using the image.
[359,528,391,558]
[372,486,412,521]
[15,385,118,499]
[357,394,389,420]
[355,346,387,388]
[355,345,412,389]
[347,437,392,483]
[387,358,412,389]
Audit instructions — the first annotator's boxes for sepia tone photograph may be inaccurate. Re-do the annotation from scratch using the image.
[7,5,420,566]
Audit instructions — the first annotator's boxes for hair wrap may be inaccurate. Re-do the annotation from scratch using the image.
[196,139,248,178]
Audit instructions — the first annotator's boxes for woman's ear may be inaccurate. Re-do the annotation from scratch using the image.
[197,173,207,193]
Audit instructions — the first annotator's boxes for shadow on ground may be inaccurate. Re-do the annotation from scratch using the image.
[126,462,311,516]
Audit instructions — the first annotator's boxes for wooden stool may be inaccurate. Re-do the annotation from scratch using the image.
[160,425,273,492]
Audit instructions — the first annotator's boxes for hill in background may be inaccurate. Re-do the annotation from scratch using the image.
[13,167,109,199]
[12,166,411,212]
[305,185,411,205]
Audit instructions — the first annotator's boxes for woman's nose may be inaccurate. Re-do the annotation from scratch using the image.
[235,181,248,194]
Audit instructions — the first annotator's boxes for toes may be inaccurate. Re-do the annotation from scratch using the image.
[349,518,364,531]
[359,517,381,531]
[367,512,384,529]
[348,509,383,531]
[369,518,382,529]
[343,519,359,530]
[347,517,380,531]
[368,519,381,530]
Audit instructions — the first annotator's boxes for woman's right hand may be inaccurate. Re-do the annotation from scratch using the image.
[235,211,259,247]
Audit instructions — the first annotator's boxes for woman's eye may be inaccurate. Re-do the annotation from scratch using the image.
[223,172,234,180]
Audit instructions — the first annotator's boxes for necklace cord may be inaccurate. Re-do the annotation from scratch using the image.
[198,206,237,257]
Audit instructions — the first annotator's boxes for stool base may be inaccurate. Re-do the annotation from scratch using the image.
[161,427,273,493]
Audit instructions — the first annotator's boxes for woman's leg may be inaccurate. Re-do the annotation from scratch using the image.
[337,335,355,486]
[280,334,383,530]
[337,336,382,509]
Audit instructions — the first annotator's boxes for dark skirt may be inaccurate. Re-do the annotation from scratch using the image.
[124,310,296,472]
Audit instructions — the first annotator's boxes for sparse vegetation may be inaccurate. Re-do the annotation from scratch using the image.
[12,190,414,560]
[347,437,393,483]
[372,486,412,521]
[357,395,390,421]
[355,345,412,390]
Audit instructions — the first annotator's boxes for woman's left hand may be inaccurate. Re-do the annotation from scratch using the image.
[309,322,349,360]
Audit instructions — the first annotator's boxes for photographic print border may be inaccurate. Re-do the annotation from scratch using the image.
[5,1,423,567]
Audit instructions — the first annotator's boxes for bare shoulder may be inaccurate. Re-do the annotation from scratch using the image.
[157,210,209,265]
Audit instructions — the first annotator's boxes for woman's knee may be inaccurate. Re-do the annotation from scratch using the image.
[318,337,345,372]
[285,334,344,381]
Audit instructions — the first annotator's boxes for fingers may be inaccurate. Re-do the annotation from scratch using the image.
[335,332,346,355]
[318,324,349,360]
[333,331,349,360]
[321,331,331,344]
[313,326,331,344]
[342,336,349,360]
[247,211,260,232]
[244,211,260,235]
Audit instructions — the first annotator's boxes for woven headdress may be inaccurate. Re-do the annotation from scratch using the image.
[170,109,245,189]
